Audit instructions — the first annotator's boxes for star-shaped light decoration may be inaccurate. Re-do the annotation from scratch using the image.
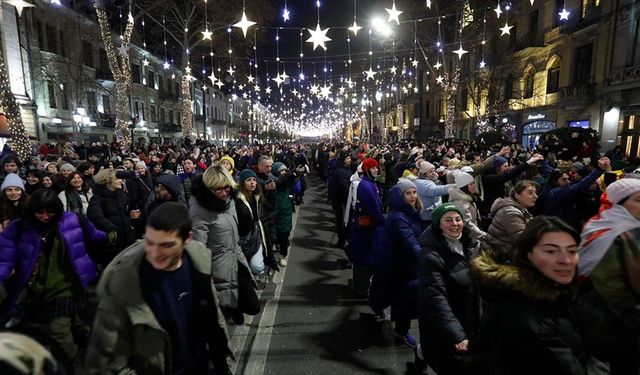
[5,0,36,17]
[142,58,150,67]
[453,45,468,60]
[530,0,534,4]
[364,67,377,80]
[238,84,245,90]
[242,92,249,99]
[247,74,255,83]
[412,59,419,68]
[339,86,346,94]
[385,2,403,25]
[215,80,224,89]
[254,85,261,92]
[480,60,486,68]
[292,88,299,96]
[51,0,61,4]
[436,75,444,84]
[500,22,513,36]
[390,66,398,74]
[163,61,170,70]
[280,71,289,82]
[320,84,332,99]
[208,72,217,85]
[265,87,272,95]
[283,7,290,22]
[306,23,331,51]
[309,84,320,95]
[434,61,443,70]
[118,44,129,57]
[202,85,208,91]
[272,74,284,87]
[426,0,431,8]
[346,78,354,88]
[201,29,213,40]
[494,3,502,18]
[348,21,362,36]
[227,66,235,76]
[558,8,570,20]
[233,11,256,38]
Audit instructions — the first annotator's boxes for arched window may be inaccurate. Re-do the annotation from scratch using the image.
[523,66,536,99]
[546,56,561,94]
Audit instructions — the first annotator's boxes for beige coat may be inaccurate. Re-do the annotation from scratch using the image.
[483,197,533,260]
[448,187,485,241]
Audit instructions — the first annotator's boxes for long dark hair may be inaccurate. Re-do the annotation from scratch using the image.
[0,187,26,222]
[514,216,580,268]
[24,189,64,223]
[64,172,89,194]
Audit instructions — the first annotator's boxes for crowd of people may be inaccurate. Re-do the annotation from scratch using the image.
[0,135,637,374]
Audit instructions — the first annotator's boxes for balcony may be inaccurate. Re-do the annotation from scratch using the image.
[559,83,595,110]
[608,65,640,87]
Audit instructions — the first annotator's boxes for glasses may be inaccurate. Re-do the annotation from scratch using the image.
[212,186,231,194]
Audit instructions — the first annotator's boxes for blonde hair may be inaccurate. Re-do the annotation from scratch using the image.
[0,332,56,374]
[94,168,118,187]
[202,165,237,190]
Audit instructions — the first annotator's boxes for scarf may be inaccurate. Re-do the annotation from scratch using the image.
[579,204,640,276]
[65,190,84,215]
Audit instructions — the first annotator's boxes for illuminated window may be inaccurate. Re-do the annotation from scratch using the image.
[629,115,635,130]
[47,80,57,109]
[626,136,633,156]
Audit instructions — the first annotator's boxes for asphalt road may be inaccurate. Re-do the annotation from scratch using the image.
[228,172,426,375]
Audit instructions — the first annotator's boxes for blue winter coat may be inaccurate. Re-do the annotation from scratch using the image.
[0,212,107,311]
[347,175,385,265]
[370,185,423,320]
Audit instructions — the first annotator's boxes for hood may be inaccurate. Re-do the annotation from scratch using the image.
[157,174,181,200]
[490,197,522,216]
[92,183,123,198]
[191,174,231,212]
[471,251,565,302]
[448,186,473,202]
[388,185,421,220]
[350,171,361,182]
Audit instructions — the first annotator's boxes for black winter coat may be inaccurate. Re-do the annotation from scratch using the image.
[332,162,352,206]
[471,252,587,375]
[418,226,480,348]
[87,184,136,250]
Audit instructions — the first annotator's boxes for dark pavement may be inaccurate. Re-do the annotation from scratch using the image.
[230,172,425,375]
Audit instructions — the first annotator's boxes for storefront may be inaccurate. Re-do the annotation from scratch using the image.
[520,112,557,149]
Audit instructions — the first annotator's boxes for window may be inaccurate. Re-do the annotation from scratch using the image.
[47,81,57,108]
[547,67,560,93]
[504,75,514,100]
[160,108,165,124]
[131,64,141,84]
[45,25,57,53]
[141,102,145,121]
[102,94,111,113]
[435,98,443,120]
[529,11,539,46]
[574,43,593,84]
[158,77,164,93]
[524,73,534,98]
[135,101,140,119]
[82,41,93,68]
[58,30,66,57]
[148,70,155,88]
[150,105,157,122]
[61,87,69,110]
[425,100,430,119]
[87,92,97,114]
[32,17,44,49]
[169,110,174,124]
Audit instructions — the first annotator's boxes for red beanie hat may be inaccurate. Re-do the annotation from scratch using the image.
[361,158,378,171]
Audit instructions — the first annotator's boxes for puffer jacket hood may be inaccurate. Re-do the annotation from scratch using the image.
[490,196,523,216]
[471,251,566,302]
[448,186,473,203]
[388,185,421,221]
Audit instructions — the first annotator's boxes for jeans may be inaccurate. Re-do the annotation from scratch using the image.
[249,244,265,275]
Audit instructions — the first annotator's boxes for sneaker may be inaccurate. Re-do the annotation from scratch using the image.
[399,333,417,348]
[279,257,288,267]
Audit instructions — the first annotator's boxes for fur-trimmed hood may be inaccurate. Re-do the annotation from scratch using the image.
[471,251,567,302]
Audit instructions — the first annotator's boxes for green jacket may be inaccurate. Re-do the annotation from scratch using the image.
[84,240,231,374]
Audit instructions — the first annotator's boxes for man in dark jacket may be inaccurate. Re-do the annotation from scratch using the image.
[144,174,186,218]
[332,152,353,248]
[85,203,232,374]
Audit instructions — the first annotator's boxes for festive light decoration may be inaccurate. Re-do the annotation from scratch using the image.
[559,8,570,20]
[0,47,31,161]
[385,1,403,25]
[234,11,257,38]
[4,0,35,17]
[364,67,377,80]
[94,0,134,146]
[348,0,362,35]
[494,3,502,18]
[453,44,468,59]
[500,21,513,35]
[306,23,331,51]
[181,77,193,139]
[283,0,290,21]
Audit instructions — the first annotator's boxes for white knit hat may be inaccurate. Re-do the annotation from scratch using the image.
[460,166,474,174]
[396,178,416,194]
[455,172,475,188]
[607,178,640,204]
[419,161,435,174]
[1,173,25,192]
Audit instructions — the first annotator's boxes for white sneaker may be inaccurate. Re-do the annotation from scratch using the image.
[279,257,288,267]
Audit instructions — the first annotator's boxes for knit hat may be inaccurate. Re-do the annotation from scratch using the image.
[448,158,461,169]
[272,162,287,175]
[460,166,474,174]
[135,161,146,169]
[419,161,435,174]
[238,168,257,183]
[220,155,235,170]
[60,163,76,172]
[571,161,584,171]
[455,172,475,188]
[492,156,508,170]
[396,178,416,194]
[606,178,640,204]
[1,173,25,192]
[156,174,181,199]
[431,202,463,227]
[361,158,378,171]
[338,151,351,164]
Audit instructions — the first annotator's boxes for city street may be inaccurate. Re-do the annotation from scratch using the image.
[227,172,422,375]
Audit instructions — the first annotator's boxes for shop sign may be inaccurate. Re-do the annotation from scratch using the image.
[527,113,546,120]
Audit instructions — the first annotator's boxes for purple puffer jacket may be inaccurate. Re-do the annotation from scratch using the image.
[0,212,106,309]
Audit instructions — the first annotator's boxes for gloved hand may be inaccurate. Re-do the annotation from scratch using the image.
[107,230,118,245]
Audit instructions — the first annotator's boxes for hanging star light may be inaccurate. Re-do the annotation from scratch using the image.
[233,10,256,38]
[436,75,444,84]
[142,58,150,66]
[494,3,502,18]
[426,0,431,8]
[500,21,513,36]
[559,8,570,20]
[348,21,362,36]
[227,66,235,75]
[265,87,272,94]
[247,74,255,83]
[306,23,331,51]
[4,0,35,16]
[118,44,129,56]
[280,70,289,81]
[530,0,534,4]
[272,74,284,87]
[215,80,224,89]
[201,29,213,40]
[453,44,468,59]
[163,61,170,69]
[320,84,332,99]
[412,59,419,68]
[208,71,217,85]
[283,7,290,22]
[385,2,403,25]
[364,67,377,80]
[479,60,486,68]
[434,60,442,70]
[310,83,320,95]
[390,66,397,74]
[51,0,61,4]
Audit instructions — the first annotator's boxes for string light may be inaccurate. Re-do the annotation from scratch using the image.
[0,51,31,161]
